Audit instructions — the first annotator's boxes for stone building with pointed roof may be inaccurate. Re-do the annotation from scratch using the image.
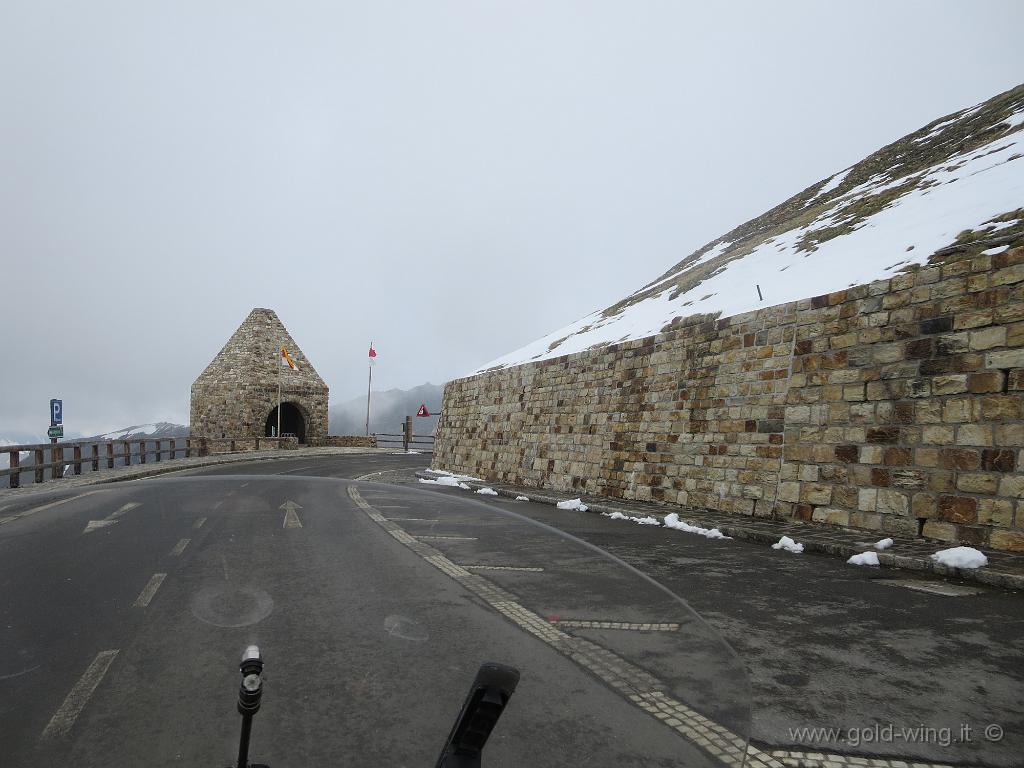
[190,308,328,443]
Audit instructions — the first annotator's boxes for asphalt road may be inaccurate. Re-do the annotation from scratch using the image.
[0,453,748,768]
[2,452,1022,768]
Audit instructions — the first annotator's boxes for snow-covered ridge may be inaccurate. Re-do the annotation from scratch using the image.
[474,85,1024,375]
[93,422,188,441]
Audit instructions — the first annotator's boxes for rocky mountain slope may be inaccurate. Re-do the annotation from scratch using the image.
[478,83,1024,373]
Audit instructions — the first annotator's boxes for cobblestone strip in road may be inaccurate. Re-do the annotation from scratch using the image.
[553,620,681,631]
[350,484,970,768]
[346,485,772,768]
[768,750,957,768]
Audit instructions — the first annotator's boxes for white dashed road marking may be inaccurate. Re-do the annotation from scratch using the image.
[132,573,166,608]
[170,538,190,556]
[414,535,476,541]
[1,490,103,527]
[193,517,207,529]
[41,650,119,738]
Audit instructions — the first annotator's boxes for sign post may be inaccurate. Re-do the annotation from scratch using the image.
[49,399,63,444]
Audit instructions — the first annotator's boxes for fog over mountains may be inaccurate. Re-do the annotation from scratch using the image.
[329,383,443,437]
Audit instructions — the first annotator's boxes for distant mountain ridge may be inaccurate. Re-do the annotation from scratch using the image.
[329,383,443,436]
[478,83,1024,372]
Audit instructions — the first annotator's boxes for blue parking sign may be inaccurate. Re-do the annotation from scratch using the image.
[51,399,63,426]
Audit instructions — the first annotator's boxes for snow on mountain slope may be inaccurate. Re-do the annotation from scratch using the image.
[92,423,188,441]
[476,84,1024,374]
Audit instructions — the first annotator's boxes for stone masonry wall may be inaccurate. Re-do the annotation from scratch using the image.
[435,247,1024,552]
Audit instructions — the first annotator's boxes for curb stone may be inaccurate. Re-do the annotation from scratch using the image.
[414,471,1024,592]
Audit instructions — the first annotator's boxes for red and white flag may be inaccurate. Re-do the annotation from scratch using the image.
[281,346,299,371]
[368,343,377,366]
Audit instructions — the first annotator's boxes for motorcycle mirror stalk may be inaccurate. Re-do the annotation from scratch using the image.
[222,648,518,768]
[227,645,269,768]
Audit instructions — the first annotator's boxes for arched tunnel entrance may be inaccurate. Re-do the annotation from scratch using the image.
[266,402,307,443]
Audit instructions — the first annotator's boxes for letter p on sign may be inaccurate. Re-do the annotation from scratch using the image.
[51,399,63,426]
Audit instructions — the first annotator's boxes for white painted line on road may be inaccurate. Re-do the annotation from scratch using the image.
[0,663,40,681]
[110,502,141,519]
[132,573,167,608]
[221,555,230,581]
[170,538,191,556]
[193,516,207,529]
[240,482,250,488]
[415,535,476,541]
[212,501,224,510]
[462,564,545,572]
[384,517,437,522]
[83,501,144,534]
[276,465,317,475]
[1,491,103,527]
[41,649,119,738]
[346,484,774,768]
[283,509,302,529]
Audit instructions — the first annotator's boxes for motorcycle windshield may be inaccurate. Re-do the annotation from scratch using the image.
[3,475,752,768]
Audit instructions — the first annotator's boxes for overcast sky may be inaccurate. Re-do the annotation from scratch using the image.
[2,1,1022,440]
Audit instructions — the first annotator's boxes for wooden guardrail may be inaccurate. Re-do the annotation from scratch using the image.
[0,436,295,490]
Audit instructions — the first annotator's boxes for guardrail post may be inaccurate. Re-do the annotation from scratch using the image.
[52,444,63,480]
[107,442,114,469]
[91,444,99,472]
[200,438,209,457]
[35,448,44,484]
[230,439,236,452]
[170,438,177,459]
[139,440,146,464]
[404,416,413,452]
[154,439,161,462]
[9,451,19,489]
[73,445,82,475]
[255,437,260,450]
[123,441,131,466]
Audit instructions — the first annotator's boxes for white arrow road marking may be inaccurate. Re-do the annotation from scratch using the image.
[132,573,166,608]
[83,501,142,534]
[280,501,303,529]
[41,650,119,738]
[169,538,190,556]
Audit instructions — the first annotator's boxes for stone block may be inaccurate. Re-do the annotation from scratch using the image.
[989,530,1024,552]
[938,448,980,470]
[967,371,1005,393]
[858,488,878,511]
[977,498,1014,527]
[931,375,968,395]
[956,424,993,446]
[922,425,955,445]
[970,326,1007,350]
[877,489,909,515]
[777,481,801,503]
[986,349,1024,369]
[812,508,850,526]
[997,474,1024,498]
[800,483,833,505]
[922,520,958,542]
[938,495,978,524]
[912,492,937,518]
[980,395,1024,421]
[850,511,883,530]
[956,473,998,494]
[981,448,1016,472]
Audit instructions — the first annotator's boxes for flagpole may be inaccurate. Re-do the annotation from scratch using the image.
[277,346,282,441]
[365,341,373,437]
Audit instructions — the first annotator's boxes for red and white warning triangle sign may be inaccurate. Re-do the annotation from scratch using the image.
[416,404,430,417]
